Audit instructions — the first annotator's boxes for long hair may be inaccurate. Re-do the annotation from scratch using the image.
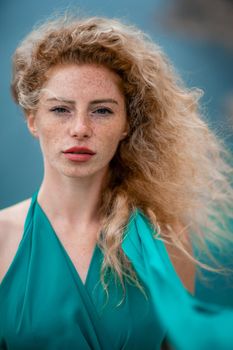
[11,14,233,295]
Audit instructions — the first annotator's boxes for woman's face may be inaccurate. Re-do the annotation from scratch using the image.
[27,64,128,181]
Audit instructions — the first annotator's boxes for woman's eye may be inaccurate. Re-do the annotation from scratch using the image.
[50,106,71,115]
[93,108,113,116]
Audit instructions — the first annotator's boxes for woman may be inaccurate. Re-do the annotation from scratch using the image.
[0,14,233,350]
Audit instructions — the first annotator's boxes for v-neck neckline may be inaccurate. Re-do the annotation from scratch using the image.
[36,198,99,289]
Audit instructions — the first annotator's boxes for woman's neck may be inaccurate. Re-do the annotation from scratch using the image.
[37,171,106,228]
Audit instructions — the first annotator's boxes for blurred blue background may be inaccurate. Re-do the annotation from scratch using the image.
[0,0,233,305]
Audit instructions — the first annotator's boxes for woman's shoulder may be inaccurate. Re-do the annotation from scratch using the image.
[0,198,32,230]
[0,198,32,283]
[0,198,32,249]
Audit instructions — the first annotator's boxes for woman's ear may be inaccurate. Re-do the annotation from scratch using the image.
[120,121,129,140]
[26,112,39,138]
[121,130,128,139]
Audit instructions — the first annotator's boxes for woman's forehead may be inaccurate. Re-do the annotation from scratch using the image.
[41,64,125,101]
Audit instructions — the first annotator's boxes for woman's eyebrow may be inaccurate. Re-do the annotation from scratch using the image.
[90,99,119,105]
[45,97,119,105]
[45,97,76,105]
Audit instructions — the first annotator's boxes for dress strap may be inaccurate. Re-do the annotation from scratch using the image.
[22,190,39,235]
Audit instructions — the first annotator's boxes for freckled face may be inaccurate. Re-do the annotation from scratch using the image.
[27,64,128,180]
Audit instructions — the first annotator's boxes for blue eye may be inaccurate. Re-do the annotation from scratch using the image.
[93,108,113,115]
[50,106,71,115]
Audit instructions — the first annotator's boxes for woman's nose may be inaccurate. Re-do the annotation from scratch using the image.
[70,115,93,139]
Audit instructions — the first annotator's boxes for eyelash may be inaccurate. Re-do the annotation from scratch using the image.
[93,107,113,116]
[49,106,71,115]
[49,106,113,117]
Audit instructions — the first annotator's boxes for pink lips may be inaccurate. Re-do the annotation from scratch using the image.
[63,147,96,162]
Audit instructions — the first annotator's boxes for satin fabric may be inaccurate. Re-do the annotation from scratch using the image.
[0,193,164,349]
[123,211,233,350]
[0,192,233,349]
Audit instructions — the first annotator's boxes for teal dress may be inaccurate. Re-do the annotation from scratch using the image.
[0,192,233,349]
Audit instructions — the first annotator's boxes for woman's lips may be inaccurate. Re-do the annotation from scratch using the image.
[63,153,94,161]
[63,146,96,162]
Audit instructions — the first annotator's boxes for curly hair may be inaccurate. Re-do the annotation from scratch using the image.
[11,14,233,296]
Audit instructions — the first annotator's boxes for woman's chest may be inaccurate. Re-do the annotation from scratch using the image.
[0,244,165,350]
[56,238,96,284]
